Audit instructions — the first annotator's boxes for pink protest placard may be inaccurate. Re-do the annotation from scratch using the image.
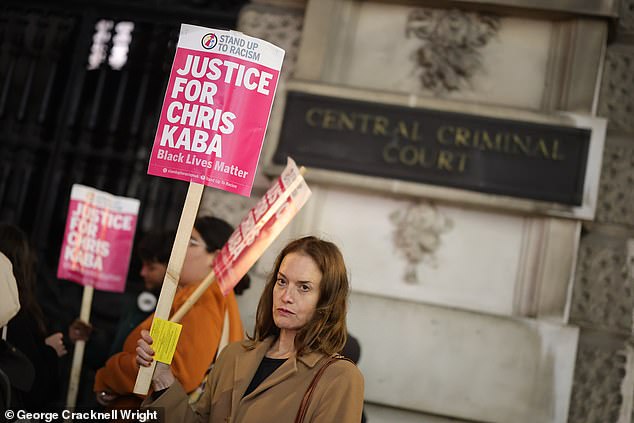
[147,24,285,197]
[57,185,140,293]
[212,158,311,295]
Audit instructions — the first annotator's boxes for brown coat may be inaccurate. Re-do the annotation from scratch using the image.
[145,337,364,423]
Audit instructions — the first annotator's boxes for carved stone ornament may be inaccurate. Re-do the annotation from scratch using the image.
[406,8,500,94]
[238,4,304,79]
[389,201,453,284]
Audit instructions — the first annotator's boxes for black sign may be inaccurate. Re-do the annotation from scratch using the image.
[273,91,591,205]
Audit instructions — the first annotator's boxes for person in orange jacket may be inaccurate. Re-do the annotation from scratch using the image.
[93,216,247,409]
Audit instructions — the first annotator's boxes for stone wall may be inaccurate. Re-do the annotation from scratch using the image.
[230,1,632,422]
[567,0,634,420]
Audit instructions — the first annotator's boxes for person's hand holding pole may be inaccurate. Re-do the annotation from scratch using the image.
[136,329,175,391]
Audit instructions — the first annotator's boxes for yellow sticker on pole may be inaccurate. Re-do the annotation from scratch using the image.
[149,318,183,364]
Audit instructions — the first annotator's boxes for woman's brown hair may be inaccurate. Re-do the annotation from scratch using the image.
[247,236,349,356]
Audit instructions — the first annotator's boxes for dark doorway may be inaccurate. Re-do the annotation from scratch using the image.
[0,0,247,406]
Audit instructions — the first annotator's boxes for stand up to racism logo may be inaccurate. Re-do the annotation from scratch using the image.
[201,33,218,50]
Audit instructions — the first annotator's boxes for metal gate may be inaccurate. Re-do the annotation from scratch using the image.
[0,0,246,346]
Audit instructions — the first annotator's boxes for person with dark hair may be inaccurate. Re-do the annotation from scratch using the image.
[188,217,251,295]
[0,223,67,410]
[137,236,364,423]
[68,230,176,361]
[94,216,245,409]
[137,230,174,292]
[103,230,177,358]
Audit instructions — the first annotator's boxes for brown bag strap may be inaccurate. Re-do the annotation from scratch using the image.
[294,354,355,423]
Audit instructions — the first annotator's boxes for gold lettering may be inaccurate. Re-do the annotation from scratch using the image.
[339,112,355,131]
[552,139,565,160]
[373,116,389,136]
[512,134,530,155]
[481,131,494,151]
[383,142,399,163]
[437,150,453,171]
[493,133,503,151]
[396,121,409,140]
[399,145,418,166]
[411,121,422,141]
[536,139,550,159]
[322,110,338,129]
[382,143,470,173]
[457,153,468,172]
[418,147,435,168]
[455,127,470,147]
[502,133,511,153]
[432,122,569,162]
[437,126,454,145]
[358,114,370,133]
[473,129,480,148]
[305,108,321,127]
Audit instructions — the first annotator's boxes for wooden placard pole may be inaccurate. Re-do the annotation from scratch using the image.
[168,166,307,324]
[66,285,94,408]
[170,270,215,323]
[133,182,204,395]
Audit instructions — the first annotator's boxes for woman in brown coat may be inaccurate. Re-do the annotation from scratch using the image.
[136,236,364,422]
